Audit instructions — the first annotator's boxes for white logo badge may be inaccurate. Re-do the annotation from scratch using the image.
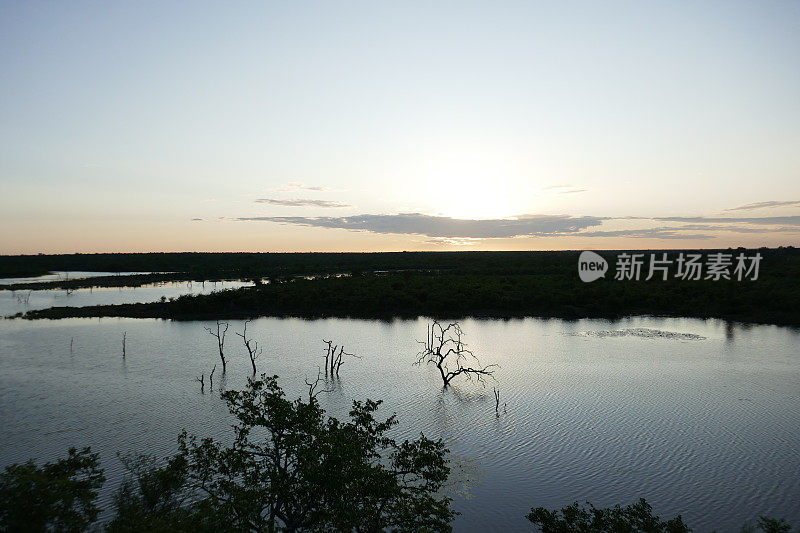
[578,251,608,282]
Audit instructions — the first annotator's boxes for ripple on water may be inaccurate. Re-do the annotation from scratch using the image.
[0,316,798,532]
[580,328,707,340]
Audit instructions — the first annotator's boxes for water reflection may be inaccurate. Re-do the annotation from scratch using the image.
[0,314,797,531]
[0,280,253,316]
[0,271,155,285]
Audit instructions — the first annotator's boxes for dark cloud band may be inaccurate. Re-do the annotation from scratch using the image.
[231,212,800,240]
[655,216,800,225]
[255,198,350,208]
[725,200,800,211]
[237,213,604,238]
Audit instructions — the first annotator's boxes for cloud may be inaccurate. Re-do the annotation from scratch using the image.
[283,182,327,192]
[725,200,800,211]
[577,228,717,240]
[191,218,204,221]
[654,216,800,226]
[674,224,800,234]
[255,198,350,208]
[236,213,604,238]
[573,217,800,239]
[544,184,587,194]
[228,211,800,241]
[425,237,481,246]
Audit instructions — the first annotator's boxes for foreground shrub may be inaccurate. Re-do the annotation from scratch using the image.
[528,499,794,533]
[527,498,691,533]
[0,447,105,532]
[109,374,456,532]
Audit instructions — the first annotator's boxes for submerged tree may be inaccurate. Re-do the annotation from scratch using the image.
[194,373,205,393]
[415,321,497,388]
[236,319,262,375]
[322,339,359,377]
[204,321,229,371]
[0,447,105,532]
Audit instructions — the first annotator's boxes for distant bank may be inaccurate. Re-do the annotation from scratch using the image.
[5,248,797,326]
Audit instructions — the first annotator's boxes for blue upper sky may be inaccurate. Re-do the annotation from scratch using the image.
[1,1,798,252]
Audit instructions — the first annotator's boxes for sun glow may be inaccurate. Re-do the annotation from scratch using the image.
[418,151,527,220]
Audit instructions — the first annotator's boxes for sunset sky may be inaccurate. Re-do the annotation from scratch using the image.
[1,1,798,253]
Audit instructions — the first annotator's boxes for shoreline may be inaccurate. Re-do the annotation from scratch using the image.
[3,249,798,327]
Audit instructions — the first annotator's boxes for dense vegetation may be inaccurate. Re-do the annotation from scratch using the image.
[0,447,104,532]
[0,376,793,531]
[0,250,587,279]
[13,248,799,325]
[2,248,797,325]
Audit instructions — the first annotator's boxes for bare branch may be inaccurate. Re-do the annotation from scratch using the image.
[415,320,498,388]
[322,339,333,375]
[236,320,262,375]
[323,339,360,376]
[204,320,229,371]
[304,367,333,400]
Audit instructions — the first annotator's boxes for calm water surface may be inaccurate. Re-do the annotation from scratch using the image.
[0,280,252,316]
[0,313,798,531]
[0,271,155,285]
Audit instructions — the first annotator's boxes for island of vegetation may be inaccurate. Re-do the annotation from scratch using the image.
[3,248,797,326]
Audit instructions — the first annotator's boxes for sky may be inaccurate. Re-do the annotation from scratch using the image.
[1,1,799,253]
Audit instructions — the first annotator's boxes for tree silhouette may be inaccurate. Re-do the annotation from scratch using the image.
[415,321,497,388]
[203,320,229,371]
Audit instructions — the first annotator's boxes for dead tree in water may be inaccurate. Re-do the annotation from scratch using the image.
[122,332,127,358]
[304,367,333,401]
[236,320,262,375]
[323,340,333,373]
[204,321,229,371]
[493,387,500,415]
[322,339,359,376]
[16,291,32,305]
[415,321,497,388]
[195,374,205,393]
[209,364,216,390]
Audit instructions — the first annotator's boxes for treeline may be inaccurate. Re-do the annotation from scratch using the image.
[3,248,797,281]
[0,250,576,279]
[21,264,800,325]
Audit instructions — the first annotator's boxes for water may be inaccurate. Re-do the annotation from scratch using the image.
[0,271,156,285]
[0,313,798,532]
[0,280,252,316]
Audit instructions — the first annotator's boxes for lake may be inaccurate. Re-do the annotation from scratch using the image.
[0,305,798,530]
[0,279,252,316]
[0,271,156,285]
